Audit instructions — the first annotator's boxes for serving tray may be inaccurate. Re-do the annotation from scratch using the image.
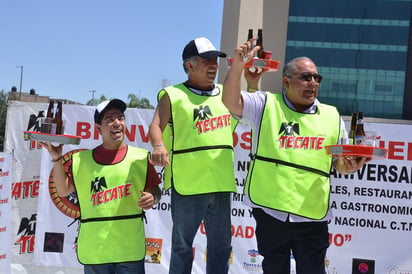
[325,145,387,159]
[227,57,281,72]
[24,131,82,145]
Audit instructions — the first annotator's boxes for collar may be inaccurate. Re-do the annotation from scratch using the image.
[183,83,220,96]
[283,93,319,114]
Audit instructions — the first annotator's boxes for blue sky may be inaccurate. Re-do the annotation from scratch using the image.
[1,0,225,106]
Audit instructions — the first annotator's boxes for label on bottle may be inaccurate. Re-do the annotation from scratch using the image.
[41,117,53,134]
[355,135,366,145]
[50,123,57,135]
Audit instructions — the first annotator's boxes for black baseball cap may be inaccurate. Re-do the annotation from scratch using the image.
[94,99,127,124]
[182,37,227,60]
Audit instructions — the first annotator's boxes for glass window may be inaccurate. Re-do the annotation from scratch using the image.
[285,0,412,119]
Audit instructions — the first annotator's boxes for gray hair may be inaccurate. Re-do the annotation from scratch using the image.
[183,56,199,74]
[282,56,315,78]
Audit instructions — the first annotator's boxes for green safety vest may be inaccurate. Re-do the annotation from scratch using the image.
[72,146,148,264]
[245,92,340,219]
[159,83,237,195]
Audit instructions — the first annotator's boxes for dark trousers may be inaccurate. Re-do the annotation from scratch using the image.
[252,208,329,274]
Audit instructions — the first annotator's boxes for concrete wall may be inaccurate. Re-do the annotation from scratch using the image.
[218,0,290,93]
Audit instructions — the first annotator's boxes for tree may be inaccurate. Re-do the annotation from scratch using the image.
[86,95,107,106]
[87,93,154,109]
[138,98,153,109]
[0,90,8,151]
[127,93,154,109]
[127,94,140,108]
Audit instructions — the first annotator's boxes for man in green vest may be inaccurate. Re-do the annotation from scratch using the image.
[41,99,162,274]
[149,37,237,274]
[223,40,369,273]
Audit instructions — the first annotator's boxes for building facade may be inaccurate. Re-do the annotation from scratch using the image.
[285,0,412,119]
[220,0,412,120]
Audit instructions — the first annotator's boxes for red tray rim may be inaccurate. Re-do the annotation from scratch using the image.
[227,57,281,71]
[325,144,388,159]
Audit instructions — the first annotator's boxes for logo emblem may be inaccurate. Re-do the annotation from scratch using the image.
[279,122,299,136]
[194,105,212,121]
[17,214,36,237]
[91,177,107,193]
[15,214,36,254]
[352,258,375,274]
[26,111,45,131]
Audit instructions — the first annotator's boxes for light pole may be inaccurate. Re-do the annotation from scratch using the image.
[89,90,96,101]
[16,66,23,100]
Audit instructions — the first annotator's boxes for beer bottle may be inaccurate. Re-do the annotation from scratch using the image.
[53,101,64,135]
[46,100,54,119]
[256,29,265,59]
[348,112,357,145]
[354,112,366,145]
[247,29,253,41]
[41,100,54,133]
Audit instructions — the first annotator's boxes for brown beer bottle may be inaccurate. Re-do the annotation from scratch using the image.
[256,29,265,59]
[247,29,253,41]
[41,100,54,133]
[46,100,54,119]
[354,112,366,145]
[53,101,63,135]
[348,112,357,145]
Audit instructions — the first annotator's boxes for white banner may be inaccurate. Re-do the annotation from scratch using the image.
[4,101,412,273]
[326,122,412,274]
[5,102,47,274]
[0,153,12,274]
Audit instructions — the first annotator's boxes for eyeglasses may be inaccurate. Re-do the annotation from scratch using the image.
[287,72,323,83]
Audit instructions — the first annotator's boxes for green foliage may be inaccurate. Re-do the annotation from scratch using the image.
[86,93,154,109]
[86,95,108,106]
[127,93,154,109]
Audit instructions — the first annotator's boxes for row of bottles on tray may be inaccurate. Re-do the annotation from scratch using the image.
[247,28,265,59]
[247,28,273,60]
[41,100,64,135]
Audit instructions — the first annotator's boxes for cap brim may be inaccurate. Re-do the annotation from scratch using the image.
[199,50,227,59]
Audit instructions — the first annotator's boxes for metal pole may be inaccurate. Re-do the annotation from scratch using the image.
[89,90,96,100]
[16,66,23,100]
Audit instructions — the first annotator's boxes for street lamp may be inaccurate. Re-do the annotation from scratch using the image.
[16,66,23,100]
[89,90,96,100]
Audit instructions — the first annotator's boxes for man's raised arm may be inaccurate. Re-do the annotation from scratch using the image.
[223,39,260,117]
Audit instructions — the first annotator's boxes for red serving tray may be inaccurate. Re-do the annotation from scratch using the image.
[24,131,82,145]
[325,145,387,159]
[227,58,281,72]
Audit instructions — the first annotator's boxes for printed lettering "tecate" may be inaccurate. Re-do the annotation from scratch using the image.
[194,114,231,134]
[278,136,325,150]
[90,183,132,206]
